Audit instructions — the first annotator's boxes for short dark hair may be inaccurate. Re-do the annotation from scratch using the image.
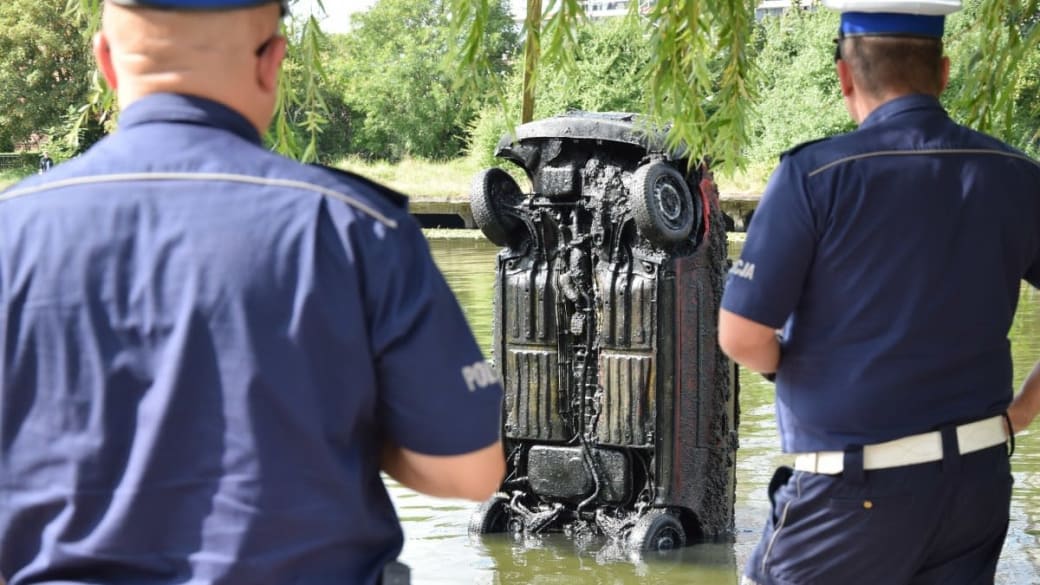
[839,35,945,97]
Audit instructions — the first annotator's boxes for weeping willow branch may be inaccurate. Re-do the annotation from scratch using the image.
[947,0,1039,142]
[62,0,110,151]
[643,0,757,173]
[66,0,329,160]
[541,0,586,75]
[449,0,515,127]
[450,0,496,92]
[450,0,585,128]
[275,10,330,162]
[67,0,1037,165]
[452,0,756,172]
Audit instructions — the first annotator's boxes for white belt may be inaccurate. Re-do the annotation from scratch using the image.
[793,415,1008,475]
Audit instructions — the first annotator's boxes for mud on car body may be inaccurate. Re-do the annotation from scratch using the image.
[469,112,739,551]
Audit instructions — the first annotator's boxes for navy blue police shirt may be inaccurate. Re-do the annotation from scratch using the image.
[722,94,1040,453]
[0,94,503,585]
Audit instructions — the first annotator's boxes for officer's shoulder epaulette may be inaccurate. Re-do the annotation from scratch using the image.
[780,136,834,160]
[308,163,410,210]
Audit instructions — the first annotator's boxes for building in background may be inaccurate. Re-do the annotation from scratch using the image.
[508,1,815,26]
[755,0,816,20]
[583,0,653,19]
[509,0,654,25]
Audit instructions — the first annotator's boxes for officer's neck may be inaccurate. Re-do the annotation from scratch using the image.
[118,80,272,137]
[845,89,921,126]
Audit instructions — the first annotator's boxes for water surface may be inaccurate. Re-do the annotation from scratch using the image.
[385,236,1040,584]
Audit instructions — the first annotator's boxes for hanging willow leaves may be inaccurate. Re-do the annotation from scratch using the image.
[946,0,1040,144]
[540,0,587,83]
[273,10,329,162]
[67,0,1038,165]
[641,0,758,172]
[451,0,757,172]
[450,0,1036,172]
[57,0,109,152]
[450,0,586,128]
[66,0,329,160]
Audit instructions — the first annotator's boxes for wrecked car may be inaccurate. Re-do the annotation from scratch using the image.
[468,112,739,551]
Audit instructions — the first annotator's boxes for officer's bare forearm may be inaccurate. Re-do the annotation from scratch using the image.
[381,440,505,501]
[718,308,781,374]
[1008,359,1040,433]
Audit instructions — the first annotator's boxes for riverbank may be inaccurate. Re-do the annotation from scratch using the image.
[423,228,494,240]
[1,157,769,199]
[424,227,750,245]
[0,169,26,190]
[337,156,770,200]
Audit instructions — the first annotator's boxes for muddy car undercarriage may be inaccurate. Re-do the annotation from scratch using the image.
[469,113,738,551]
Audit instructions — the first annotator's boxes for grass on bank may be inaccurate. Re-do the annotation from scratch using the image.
[0,168,32,191]
[0,158,770,198]
[337,156,486,200]
[338,156,770,200]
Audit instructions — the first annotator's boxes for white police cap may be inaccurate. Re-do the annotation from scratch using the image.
[823,0,962,38]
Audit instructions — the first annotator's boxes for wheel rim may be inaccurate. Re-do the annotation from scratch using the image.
[630,162,697,245]
[653,177,685,227]
[654,526,681,551]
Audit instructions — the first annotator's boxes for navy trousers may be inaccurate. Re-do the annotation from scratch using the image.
[743,441,1012,585]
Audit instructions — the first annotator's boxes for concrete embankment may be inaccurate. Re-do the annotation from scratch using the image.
[411,192,762,232]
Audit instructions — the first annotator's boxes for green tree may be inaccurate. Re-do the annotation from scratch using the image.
[269,9,331,162]
[66,0,331,161]
[330,0,518,161]
[1011,43,1040,156]
[453,0,1038,173]
[456,0,757,172]
[746,7,852,167]
[467,15,655,166]
[946,0,1040,156]
[537,15,652,114]
[745,1,1040,167]
[0,0,93,151]
[67,0,1040,166]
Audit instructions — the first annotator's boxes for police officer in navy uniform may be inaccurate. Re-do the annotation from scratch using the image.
[719,0,1040,583]
[0,1,505,584]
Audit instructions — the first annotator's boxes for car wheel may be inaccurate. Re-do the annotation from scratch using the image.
[470,167,525,247]
[469,497,511,534]
[630,162,698,246]
[628,509,686,551]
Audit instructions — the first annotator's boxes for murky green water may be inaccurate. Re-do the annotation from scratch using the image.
[385,235,1040,584]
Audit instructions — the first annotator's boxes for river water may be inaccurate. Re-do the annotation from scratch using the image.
[385,235,1040,584]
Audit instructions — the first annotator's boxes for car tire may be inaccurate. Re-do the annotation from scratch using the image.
[468,497,511,534]
[630,162,698,246]
[628,508,686,551]
[470,168,525,247]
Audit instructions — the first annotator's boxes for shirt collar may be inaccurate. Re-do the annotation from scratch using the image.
[117,93,262,145]
[860,94,947,129]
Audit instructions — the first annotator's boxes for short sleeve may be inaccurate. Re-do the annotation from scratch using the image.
[720,156,818,328]
[363,218,503,456]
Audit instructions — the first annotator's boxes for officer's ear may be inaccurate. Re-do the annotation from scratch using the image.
[93,31,118,91]
[256,34,287,93]
[836,58,854,98]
